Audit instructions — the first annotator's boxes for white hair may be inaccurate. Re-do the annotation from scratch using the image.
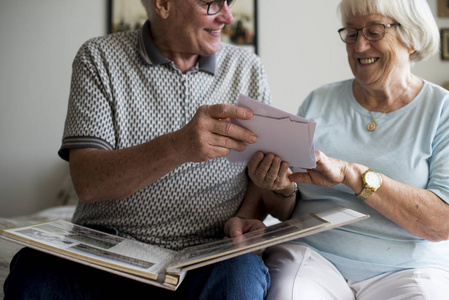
[338,0,440,62]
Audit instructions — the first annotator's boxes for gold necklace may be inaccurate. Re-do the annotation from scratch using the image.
[366,78,412,131]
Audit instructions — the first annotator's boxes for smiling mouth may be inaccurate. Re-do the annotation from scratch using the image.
[359,57,378,65]
[205,28,221,34]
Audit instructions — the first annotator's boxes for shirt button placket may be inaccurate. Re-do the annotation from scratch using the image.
[181,75,189,123]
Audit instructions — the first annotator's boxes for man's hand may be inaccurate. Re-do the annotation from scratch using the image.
[247,152,293,196]
[224,216,266,238]
[175,104,257,163]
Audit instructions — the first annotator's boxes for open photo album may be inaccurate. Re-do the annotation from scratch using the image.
[0,207,368,291]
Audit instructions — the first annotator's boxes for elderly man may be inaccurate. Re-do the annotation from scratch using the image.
[4,0,272,299]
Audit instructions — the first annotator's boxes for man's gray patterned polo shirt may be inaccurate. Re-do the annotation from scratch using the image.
[58,21,271,250]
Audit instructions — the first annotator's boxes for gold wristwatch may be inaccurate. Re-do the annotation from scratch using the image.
[356,169,382,200]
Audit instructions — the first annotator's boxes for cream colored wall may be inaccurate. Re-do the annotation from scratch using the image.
[0,0,448,217]
[0,0,106,217]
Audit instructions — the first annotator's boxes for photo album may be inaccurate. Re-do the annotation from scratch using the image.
[1,207,368,291]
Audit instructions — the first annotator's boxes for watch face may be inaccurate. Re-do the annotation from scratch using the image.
[365,171,382,188]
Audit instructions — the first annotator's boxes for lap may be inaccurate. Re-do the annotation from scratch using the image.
[4,247,270,300]
[263,244,449,300]
[349,268,449,300]
[4,247,179,299]
[262,244,354,300]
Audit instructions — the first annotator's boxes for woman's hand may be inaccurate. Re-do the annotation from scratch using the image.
[289,151,358,189]
[247,152,294,196]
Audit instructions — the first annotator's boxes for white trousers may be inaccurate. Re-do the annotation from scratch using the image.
[263,244,449,300]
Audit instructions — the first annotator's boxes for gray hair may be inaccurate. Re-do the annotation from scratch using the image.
[338,0,439,62]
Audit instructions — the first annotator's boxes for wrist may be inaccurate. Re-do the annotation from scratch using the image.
[343,163,368,194]
[165,131,188,165]
[271,182,298,199]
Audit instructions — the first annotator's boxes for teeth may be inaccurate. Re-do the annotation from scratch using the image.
[206,29,221,34]
[360,58,376,64]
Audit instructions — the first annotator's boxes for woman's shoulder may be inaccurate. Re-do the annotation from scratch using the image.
[305,79,353,103]
[418,79,449,110]
[318,78,352,90]
[299,79,353,116]
[422,79,449,97]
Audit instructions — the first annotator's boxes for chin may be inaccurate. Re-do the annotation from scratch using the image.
[201,44,221,56]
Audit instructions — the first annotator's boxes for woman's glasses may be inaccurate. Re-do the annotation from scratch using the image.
[338,23,401,43]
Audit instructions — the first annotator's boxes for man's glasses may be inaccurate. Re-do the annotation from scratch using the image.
[199,0,235,15]
[338,23,401,44]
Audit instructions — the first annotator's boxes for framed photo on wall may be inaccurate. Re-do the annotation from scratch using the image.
[441,29,449,61]
[221,0,258,54]
[438,0,449,17]
[107,0,147,33]
[108,0,258,54]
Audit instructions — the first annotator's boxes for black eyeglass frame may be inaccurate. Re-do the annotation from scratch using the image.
[338,23,401,43]
[199,0,235,15]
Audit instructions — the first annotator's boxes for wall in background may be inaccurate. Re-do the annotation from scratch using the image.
[0,0,106,217]
[1,0,448,217]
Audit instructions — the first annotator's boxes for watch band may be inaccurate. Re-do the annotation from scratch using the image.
[356,186,375,200]
[271,182,298,199]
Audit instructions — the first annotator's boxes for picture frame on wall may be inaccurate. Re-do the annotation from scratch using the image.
[441,29,449,61]
[108,0,258,54]
[221,0,258,54]
[438,0,449,17]
[107,0,147,33]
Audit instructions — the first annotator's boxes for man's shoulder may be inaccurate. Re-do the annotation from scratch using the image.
[217,43,260,64]
[77,30,140,57]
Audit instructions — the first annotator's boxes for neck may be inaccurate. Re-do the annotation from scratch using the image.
[150,21,199,73]
[161,49,200,73]
[355,75,415,113]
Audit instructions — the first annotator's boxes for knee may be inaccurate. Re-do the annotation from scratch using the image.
[225,253,270,282]
[210,253,271,299]
[4,248,47,298]
[5,248,91,299]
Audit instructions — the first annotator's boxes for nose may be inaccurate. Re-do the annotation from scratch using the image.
[217,1,234,24]
[353,32,371,52]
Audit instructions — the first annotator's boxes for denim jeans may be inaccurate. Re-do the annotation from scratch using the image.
[4,247,270,300]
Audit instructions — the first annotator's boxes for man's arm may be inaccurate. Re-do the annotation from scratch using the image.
[224,151,299,239]
[247,152,297,221]
[70,104,257,203]
[224,180,267,238]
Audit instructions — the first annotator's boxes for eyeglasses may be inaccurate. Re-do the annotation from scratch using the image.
[199,0,235,15]
[338,23,401,44]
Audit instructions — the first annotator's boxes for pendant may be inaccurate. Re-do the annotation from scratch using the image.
[367,121,377,131]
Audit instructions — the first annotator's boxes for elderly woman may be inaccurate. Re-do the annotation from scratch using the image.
[238,0,449,298]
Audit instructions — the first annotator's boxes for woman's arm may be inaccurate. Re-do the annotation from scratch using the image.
[290,151,449,242]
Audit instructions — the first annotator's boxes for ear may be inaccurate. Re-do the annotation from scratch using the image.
[154,0,171,19]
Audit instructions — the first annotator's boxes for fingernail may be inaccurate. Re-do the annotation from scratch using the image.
[250,134,257,143]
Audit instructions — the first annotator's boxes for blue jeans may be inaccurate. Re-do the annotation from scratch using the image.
[4,247,270,300]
